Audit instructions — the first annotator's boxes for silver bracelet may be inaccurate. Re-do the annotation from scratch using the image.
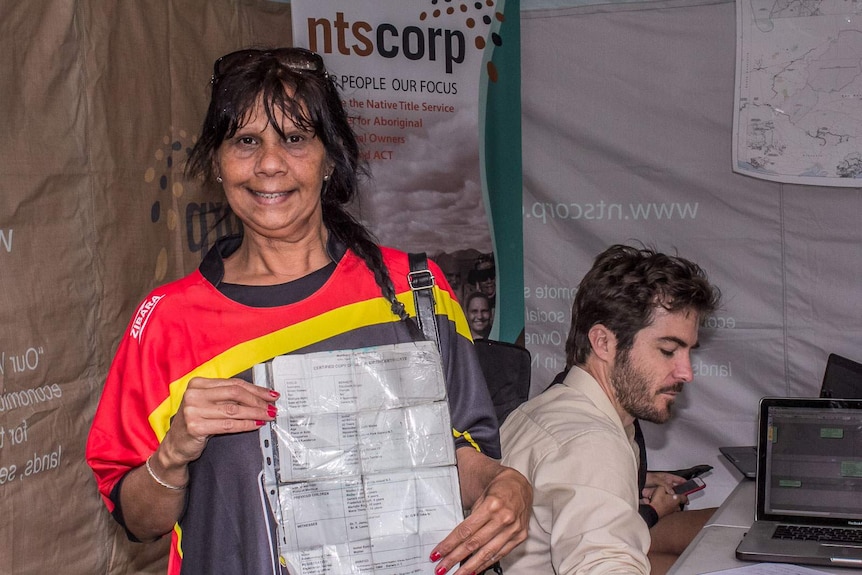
[145,455,187,491]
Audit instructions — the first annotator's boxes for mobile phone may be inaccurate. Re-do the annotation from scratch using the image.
[673,476,706,496]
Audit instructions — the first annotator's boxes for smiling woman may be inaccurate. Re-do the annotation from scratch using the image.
[214,102,332,278]
[85,47,530,575]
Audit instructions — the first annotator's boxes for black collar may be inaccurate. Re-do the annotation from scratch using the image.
[198,232,348,287]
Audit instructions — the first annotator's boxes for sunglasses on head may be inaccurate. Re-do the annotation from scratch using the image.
[211,47,326,84]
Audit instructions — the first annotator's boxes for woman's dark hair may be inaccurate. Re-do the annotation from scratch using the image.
[185,47,407,320]
[565,244,721,367]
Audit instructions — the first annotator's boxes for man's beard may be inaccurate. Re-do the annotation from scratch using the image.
[610,350,682,424]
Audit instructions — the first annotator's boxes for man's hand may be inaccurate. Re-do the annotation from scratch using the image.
[641,472,688,519]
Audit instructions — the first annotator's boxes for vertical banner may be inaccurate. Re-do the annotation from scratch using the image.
[290,0,522,342]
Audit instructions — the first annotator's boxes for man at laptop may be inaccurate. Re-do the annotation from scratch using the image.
[500,244,721,574]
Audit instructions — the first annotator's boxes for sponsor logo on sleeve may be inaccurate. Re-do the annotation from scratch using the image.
[130,295,164,341]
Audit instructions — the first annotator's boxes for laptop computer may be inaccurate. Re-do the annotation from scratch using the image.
[721,353,862,480]
[819,353,862,399]
[735,397,862,568]
[719,445,757,479]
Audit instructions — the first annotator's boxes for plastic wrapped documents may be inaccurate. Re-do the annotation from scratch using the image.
[254,341,463,575]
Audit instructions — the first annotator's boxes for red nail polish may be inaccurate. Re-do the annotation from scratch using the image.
[429,551,441,562]
[255,420,265,426]
[267,405,277,417]
[435,566,447,575]
[269,390,280,398]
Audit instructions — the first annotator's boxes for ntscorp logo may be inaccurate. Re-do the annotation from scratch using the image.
[131,294,164,341]
[305,3,504,75]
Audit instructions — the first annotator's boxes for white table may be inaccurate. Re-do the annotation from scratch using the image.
[668,481,855,574]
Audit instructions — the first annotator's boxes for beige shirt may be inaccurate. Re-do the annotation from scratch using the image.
[500,367,650,575]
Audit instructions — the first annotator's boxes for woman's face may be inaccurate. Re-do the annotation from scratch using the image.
[467,296,492,338]
[215,96,331,243]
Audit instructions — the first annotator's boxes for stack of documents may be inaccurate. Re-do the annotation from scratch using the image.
[255,341,462,575]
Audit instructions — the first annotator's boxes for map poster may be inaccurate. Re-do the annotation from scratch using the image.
[733,0,862,186]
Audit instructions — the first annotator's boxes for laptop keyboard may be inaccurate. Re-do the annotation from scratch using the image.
[774,525,862,544]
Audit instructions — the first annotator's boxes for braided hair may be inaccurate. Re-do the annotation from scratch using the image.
[186,47,408,321]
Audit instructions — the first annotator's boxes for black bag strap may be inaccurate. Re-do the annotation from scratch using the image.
[407,252,441,351]
[408,255,504,575]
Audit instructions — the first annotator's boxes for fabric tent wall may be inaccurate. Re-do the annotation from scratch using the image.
[521,0,862,509]
[0,2,293,573]
[4,0,862,572]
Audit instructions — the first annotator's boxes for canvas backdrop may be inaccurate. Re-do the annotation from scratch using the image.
[521,0,862,510]
[0,0,517,573]
[0,2,296,573]
[2,0,862,573]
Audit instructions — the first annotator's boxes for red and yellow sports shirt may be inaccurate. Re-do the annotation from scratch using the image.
[86,235,500,575]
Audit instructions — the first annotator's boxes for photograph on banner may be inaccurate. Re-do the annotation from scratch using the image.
[290,1,505,336]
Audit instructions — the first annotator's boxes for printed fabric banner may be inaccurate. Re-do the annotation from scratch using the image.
[290,0,521,341]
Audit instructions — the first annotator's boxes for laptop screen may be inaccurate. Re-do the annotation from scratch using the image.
[758,398,862,524]
[820,353,862,399]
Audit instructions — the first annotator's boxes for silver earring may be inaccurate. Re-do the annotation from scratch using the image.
[323,174,330,182]
[216,176,223,183]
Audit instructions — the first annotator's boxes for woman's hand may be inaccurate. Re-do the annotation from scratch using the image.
[429,448,532,575]
[119,377,278,540]
[162,376,279,467]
